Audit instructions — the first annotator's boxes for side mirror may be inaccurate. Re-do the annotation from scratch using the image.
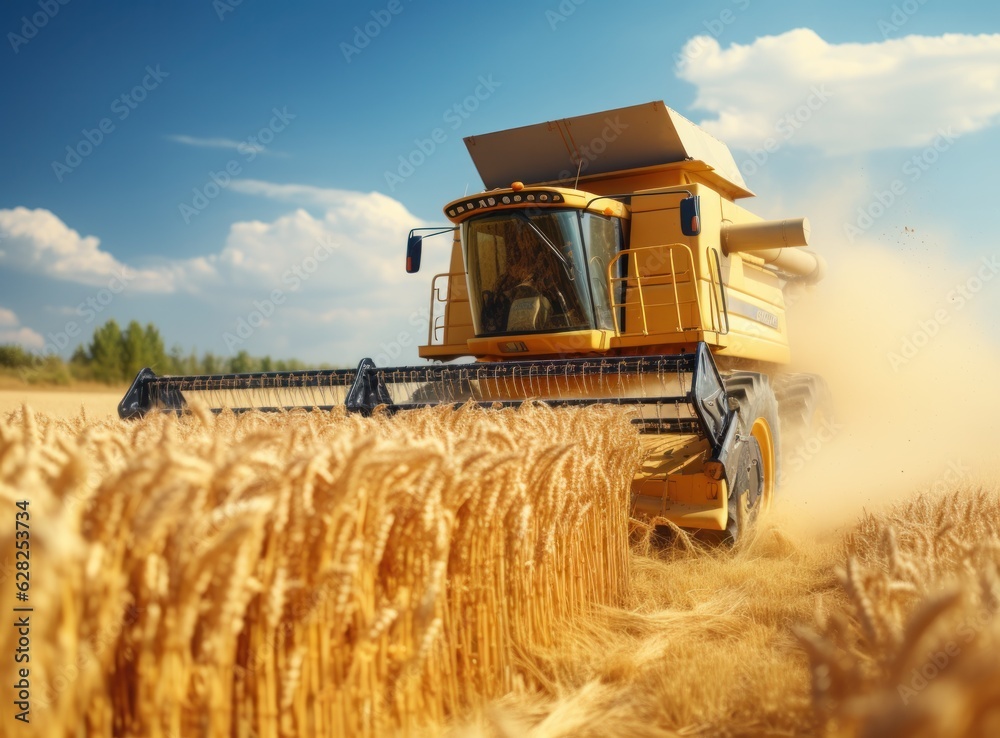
[680,195,701,237]
[405,234,423,273]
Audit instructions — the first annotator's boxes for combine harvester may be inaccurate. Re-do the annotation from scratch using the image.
[121,101,828,543]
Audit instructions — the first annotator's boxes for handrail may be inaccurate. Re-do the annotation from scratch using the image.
[707,249,730,335]
[607,244,728,338]
[428,272,472,345]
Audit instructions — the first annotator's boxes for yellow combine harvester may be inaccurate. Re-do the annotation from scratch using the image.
[121,101,828,543]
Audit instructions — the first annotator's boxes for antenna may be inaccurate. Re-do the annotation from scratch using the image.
[572,157,584,190]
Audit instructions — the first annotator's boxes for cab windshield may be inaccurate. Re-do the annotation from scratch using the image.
[464,209,620,336]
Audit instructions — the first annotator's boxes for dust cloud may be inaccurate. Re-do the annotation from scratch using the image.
[775,236,1000,536]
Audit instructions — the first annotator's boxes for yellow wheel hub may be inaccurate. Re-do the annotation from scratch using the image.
[749,417,776,514]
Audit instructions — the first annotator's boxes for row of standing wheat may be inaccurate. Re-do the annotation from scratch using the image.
[0,403,642,738]
[798,488,1000,737]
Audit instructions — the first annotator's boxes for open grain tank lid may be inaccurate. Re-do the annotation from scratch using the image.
[463,100,754,199]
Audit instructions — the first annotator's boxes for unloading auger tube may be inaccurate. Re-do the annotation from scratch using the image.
[119,343,748,497]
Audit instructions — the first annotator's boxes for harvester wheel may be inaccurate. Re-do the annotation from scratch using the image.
[714,373,780,545]
[772,373,833,459]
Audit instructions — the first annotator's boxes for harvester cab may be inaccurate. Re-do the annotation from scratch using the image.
[120,101,829,544]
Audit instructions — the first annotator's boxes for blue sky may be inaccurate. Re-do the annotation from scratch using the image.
[1,0,999,367]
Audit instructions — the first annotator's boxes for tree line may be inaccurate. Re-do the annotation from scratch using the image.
[0,319,325,385]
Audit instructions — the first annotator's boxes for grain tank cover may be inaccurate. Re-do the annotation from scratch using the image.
[463,101,753,199]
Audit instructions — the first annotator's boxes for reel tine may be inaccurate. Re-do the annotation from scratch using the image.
[120,351,715,442]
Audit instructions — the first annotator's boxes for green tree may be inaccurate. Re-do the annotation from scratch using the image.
[68,344,93,381]
[143,323,167,370]
[202,352,221,374]
[167,344,186,374]
[229,350,253,374]
[88,319,124,383]
[70,345,88,365]
[122,320,149,379]
[0,345,32,368]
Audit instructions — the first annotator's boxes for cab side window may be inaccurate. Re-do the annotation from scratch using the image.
[583,214,622,331]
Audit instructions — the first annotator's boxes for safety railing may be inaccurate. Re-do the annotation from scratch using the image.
[607,244,728,338]
[707,248,730,335]
[428,272,473,345]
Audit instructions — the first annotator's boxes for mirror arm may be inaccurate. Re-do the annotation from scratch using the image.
[405,226,457,274]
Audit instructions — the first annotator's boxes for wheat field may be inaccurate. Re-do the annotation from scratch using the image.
[1,401,998,737]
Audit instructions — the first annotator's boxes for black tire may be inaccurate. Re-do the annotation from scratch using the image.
[772,373,833,458]
[707,372,781,546]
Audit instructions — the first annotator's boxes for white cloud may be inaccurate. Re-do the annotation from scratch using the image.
[231,179,411,213]
[0,186,440,362]
[677,29,1000,155]
[0,207,176,292]
[0,306,44,349]
[0,186,428,298]
[223,180,429,286]
[192,183,439,362]
[167,134,266,154]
